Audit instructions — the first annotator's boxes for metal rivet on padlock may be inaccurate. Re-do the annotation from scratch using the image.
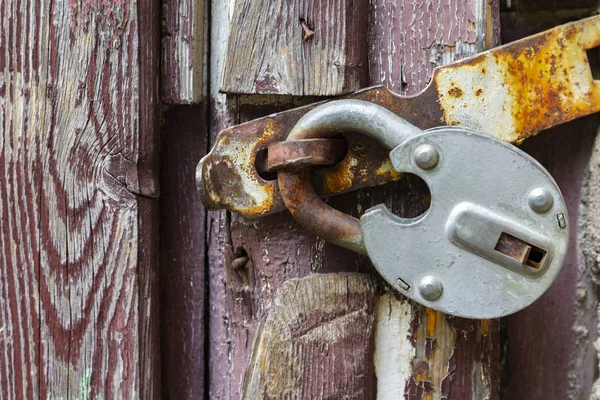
[413,144,439,170]
[418,276,443,301]
[528,188,554,213]
[275,99,569,319]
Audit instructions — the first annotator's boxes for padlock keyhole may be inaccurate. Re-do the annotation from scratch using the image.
[526,247,546,270]
[494,232,547,270]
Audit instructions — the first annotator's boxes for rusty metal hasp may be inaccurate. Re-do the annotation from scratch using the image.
[197,15,600,219]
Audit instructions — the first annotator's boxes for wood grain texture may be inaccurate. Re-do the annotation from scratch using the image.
[221,0,369,96]
[0,0,160,397]
[161,0,205,104]
[243,274,376,399]
[160,106,207,399]
[501,0,600,12]
[502,117,599,400]
[208,0,501,399]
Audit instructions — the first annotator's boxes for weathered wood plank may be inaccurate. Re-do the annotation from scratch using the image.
[501,9,600,43]
[243,274,376,399]
[369,0,500,95]
[160,106,207,399]
[503,118,599,400]
[161,0,205,104]
[581,126,600,400]
[501,0,600,11]
[221,0,369,96]
[0,0,160,397]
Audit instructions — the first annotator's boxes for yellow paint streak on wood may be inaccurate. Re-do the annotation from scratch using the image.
[426,307,438,338]
[481,319,491,336]
[413,308,457,400]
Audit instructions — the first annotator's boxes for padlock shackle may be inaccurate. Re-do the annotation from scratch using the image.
[286,100,422,149]
[278,100,423,254]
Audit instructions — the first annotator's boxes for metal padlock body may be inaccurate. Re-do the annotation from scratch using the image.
[361,127,569,319]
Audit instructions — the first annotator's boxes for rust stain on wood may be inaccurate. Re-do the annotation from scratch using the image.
[406,308,456,400]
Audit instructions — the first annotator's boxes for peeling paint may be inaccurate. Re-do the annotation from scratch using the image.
[373,293,413,400]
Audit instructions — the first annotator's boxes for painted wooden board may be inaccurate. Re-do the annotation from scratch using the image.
[243,274,376,399]
[581,125,600,400]
[369,0,501,95]
[161,0,205,104]
[502,0,600,11]
[221,0,369,96]
[208,0,501,399]
[0,0,160,398]
[502,119,599,400]
[160,106,207,399]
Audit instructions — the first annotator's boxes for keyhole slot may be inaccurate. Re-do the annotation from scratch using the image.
[494,232,547,270]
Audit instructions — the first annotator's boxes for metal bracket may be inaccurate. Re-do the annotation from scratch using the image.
[197,15,600,218]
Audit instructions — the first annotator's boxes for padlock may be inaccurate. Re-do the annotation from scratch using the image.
[273,99,568,319]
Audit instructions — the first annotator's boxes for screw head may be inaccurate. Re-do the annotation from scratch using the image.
[413,144,439,170]
[418,276,443,301]
[528,188,554,213]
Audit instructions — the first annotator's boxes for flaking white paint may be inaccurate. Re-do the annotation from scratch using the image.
[373,293,413,400]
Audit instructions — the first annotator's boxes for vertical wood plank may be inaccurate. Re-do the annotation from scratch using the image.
[221,0,369,96]
[242,274,377,399]
[0,0,160,397]
[581,126,600,400]
[503,118,599,400]
[369,0,500,95]
[160,106,207,399]
[161,0,205,104]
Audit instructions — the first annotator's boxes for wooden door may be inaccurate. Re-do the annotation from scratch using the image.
[1,0,600,399]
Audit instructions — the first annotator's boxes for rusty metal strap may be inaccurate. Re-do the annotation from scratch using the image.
[197,16,600,219]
